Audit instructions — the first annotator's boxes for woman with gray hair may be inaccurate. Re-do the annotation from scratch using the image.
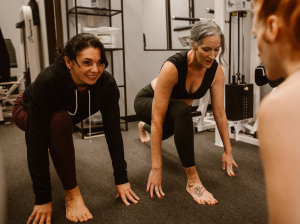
[134,20,238,205]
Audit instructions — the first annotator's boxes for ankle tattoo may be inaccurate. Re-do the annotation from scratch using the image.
[194,186,205,197]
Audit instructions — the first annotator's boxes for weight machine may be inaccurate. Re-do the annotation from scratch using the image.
[214,0,260,146]
[0,0,41,124]
[16,0,41,88]
[173,0,265,147]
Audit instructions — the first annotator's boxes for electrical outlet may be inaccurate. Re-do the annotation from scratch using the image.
[87,16,94,27]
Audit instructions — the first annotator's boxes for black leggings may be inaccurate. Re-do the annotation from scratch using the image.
[134,84,195,168]
[12,93,78,191]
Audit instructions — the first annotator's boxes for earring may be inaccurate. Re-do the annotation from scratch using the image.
[68,67,71,69]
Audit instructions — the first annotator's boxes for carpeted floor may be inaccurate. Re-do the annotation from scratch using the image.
[0,119,268,224]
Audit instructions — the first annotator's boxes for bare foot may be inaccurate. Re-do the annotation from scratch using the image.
[138,121,150,143]
[186,180,218,205]
[65,186,93,222]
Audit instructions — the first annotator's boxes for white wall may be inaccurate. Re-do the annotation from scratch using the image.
[142,0,167,49]
[123,0,178,115]
[60,0,270,116]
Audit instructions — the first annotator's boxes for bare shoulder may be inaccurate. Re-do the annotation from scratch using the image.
[211,65,225,86]
[259,80,300,120]
[258,79,300,145]
[157,61,179,87]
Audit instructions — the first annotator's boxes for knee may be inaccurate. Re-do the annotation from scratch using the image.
[49,110,73,132]
[133,95,140,114]
[173,102,192,119]
[12,93,27,131]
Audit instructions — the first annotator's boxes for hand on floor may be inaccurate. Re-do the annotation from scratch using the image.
[27,202,52,224]
[116,182,139,206]
[147,168,165,199]
[222,151,238,176]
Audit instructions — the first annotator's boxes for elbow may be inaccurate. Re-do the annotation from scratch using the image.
[213,109,227,120]
[151,116,163,129]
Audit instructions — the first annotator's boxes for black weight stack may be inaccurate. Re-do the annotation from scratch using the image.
[225,84,253,121]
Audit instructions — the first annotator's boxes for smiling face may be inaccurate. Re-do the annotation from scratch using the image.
[65,47,105,91]
[192,35,221,69]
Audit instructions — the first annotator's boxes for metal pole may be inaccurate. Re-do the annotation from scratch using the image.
[66,0,69,39]
[232,16,235,78]
[108,0,113,74]
[121,0,128,131]
[242,15,245,76]
[75,0,78,34]
[238,12,240,74]
[172,16,200,21]
[228,13,232,84]
[189,0,195,24]
[166,0,172,50]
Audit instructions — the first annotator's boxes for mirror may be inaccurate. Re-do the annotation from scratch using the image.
[142,0,214,51]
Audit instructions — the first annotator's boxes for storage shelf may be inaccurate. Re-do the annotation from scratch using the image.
[67,0,128,139]
[67,7,121,17]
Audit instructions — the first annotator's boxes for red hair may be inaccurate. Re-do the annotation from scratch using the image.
[255,0,300,48]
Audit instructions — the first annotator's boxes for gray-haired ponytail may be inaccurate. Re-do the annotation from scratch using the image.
[190,20,228,67]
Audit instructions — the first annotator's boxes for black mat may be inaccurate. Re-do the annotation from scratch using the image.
[0,120,268,224]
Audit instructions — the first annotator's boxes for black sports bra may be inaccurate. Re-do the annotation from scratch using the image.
[163,51,218,99]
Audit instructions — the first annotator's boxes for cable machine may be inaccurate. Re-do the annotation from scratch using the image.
[215,0,260,146]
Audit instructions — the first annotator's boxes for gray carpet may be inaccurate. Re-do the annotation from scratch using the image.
[0,119,268,224]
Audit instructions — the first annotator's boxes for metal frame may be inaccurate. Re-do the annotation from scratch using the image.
[214,1,260,147]
[193,91,215,132]
[144,0,195,51]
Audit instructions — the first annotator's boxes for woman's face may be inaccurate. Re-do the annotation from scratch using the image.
[192,35,221,68]
[65,47,105,90]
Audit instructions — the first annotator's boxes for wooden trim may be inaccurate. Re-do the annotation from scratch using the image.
[44,0,57,64]
[54,0,64,48]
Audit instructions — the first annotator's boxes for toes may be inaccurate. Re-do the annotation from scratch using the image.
[82,214,88,221]
[197,200,205,205]
[87,213,93,220]
[79,215,86,222]
[70,217,78,223]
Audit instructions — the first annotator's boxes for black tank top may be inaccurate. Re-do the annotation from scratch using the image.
[164,51,218,99]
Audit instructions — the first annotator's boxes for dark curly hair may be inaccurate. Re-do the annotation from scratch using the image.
[56,33,108,68]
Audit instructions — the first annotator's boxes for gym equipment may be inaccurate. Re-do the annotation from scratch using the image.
[16,0,41,88]
[255,65,284,88]
[0,30,23,124]
[226,0,253,12]
[0,0,41,124]
[215,1,259,146]
[173,17,215,48]
[193,91,215,132]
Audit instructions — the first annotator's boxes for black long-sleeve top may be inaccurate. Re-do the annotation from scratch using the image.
[23,59,128,205]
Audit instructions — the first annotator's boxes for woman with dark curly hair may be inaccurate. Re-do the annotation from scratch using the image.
[12,33,139,224]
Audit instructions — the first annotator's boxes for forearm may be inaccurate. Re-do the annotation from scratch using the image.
[26,101,53,205]
[102,105,128,185]
[150,122,163,169]
[214,113,232,153]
